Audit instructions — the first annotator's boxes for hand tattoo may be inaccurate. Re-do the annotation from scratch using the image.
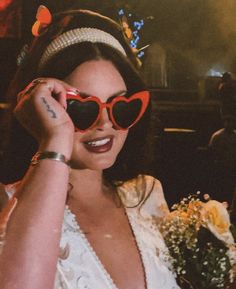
[41,97,57,118]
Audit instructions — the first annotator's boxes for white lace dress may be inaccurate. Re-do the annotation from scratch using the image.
[3,175,180,289]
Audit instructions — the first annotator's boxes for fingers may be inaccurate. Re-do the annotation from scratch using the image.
[49,80,79,110]
[17,78,77,109]
[17,79,49,103]
[15,78,77,141]
[47,80,68,110]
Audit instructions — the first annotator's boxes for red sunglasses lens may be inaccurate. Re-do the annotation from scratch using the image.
[66,99,99,130]
[112,99,143,129]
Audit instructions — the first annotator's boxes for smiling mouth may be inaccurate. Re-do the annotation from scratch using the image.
[86,137,111,147]
[83,136,114,153]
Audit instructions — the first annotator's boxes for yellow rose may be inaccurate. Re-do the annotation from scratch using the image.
[201,200,234,245]
[187,200,203,216]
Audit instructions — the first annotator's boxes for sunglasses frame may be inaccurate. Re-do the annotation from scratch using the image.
[66,90,150,132]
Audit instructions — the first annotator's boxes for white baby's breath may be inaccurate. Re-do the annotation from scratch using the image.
[160,194,236,289]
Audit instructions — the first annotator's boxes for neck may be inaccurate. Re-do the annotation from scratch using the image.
[69,168,103,195]
[67,168,116,210]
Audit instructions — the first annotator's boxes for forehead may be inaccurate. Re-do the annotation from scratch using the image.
[64,60,127,99]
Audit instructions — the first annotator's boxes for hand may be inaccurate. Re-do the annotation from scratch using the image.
[14,78,76,143]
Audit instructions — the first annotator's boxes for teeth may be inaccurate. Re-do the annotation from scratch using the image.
[87,138,111,147]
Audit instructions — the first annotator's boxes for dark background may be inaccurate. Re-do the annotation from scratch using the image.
[1,0,236,99]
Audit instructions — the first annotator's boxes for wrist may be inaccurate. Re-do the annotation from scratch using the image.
[39,132,74,160]
[31,151,70,166]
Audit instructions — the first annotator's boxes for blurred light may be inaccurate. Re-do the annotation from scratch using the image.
[0,0,13,11]
[118,9,124,16]
[138,51,145,58]
[206,69,223,77]
[164,128,196,133]
[0,102,10,109]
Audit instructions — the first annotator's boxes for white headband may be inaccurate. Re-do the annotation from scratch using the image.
[38,27,127,69]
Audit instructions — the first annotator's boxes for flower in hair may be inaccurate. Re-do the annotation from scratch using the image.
[32,5,52,37]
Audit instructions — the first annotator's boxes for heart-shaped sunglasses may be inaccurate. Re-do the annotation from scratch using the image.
[66,90,150,132]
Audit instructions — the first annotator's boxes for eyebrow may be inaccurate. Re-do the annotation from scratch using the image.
[79,90,127,101]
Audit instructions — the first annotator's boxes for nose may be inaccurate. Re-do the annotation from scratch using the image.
[95,108,113,131]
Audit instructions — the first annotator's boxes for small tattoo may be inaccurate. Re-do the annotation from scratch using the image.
[41,97,57,118]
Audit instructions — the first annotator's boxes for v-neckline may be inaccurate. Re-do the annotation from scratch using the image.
[65,205,148,289]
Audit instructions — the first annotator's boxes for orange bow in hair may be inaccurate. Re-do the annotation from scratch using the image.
[32,5,52,37]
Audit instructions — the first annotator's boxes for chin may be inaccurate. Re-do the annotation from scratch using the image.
[70,154,117,171]
[88,156,117,170]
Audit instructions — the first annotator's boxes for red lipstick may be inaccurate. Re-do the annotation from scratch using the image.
[83,136,113,153]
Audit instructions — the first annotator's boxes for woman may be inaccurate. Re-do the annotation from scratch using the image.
[0,9,179,289]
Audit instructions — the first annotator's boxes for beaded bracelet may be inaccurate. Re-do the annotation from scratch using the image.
[31,151,69,166]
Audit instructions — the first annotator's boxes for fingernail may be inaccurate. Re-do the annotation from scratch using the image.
[66,88,78,96]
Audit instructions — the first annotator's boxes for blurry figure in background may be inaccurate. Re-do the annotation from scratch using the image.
[218,72,236,119]
[208,114,236,208]
[208,71,236,209]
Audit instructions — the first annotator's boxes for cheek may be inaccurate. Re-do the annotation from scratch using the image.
[116,130,128,150]
[70,134,86,167]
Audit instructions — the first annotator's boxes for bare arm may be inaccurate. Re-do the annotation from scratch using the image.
[0,79,75,289]
[0,184,8,212]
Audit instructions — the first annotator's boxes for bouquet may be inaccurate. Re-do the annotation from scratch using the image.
[160,193,236,289]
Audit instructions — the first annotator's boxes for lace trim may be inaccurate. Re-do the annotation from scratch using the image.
[64,206,118,289]
[64,205,151,289]
[126,209,176,288]
[125,209,149,289]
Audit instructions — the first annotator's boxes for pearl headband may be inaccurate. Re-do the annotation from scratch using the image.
[38,27,127,69]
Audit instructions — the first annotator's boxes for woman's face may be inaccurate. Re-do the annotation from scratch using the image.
[65,59,128,170]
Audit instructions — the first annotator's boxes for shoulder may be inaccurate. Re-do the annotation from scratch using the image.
[209,129,225,145]
[117,175,169,219]
[212,128,225,138]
